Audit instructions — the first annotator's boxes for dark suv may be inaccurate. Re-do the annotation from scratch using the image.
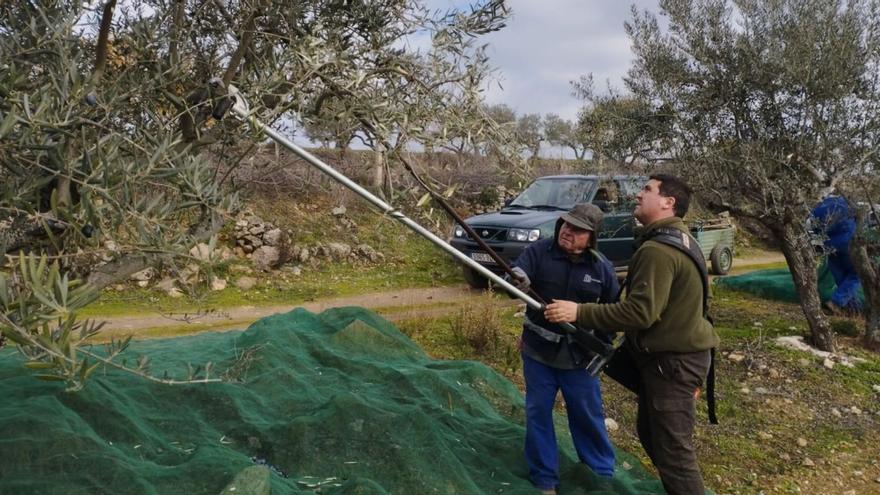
[449,175,646,288]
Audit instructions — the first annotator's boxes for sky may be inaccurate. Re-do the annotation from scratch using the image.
[429,0,663,122]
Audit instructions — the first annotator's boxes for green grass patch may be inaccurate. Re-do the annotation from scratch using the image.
[729,260,788,272]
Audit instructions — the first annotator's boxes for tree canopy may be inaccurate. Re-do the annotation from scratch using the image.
[619,0,880,350]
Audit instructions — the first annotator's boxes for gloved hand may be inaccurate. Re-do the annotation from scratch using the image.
[507,266,531,292]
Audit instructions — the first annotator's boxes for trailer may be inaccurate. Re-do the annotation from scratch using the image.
[691,213,736,275]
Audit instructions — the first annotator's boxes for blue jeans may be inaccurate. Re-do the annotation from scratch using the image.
[828,253,862,311]
[523,354,615,489]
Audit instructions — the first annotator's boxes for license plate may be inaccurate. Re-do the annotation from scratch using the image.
[471,252,494,264]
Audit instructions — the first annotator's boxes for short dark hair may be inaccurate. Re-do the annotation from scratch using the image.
[649,174,692,218]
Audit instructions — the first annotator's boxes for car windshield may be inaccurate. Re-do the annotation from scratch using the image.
[509,178,596,210]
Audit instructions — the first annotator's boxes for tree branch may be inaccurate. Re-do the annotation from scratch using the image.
[86,210,225,290]
[92,0,118,86]
[222,8,259,87]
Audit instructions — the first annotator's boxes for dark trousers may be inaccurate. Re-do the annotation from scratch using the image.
[606,346,710,495]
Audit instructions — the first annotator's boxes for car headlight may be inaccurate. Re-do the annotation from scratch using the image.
[508,228,541,242]
[453,225,465,238]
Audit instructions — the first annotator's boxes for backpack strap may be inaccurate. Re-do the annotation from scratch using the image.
[642,227,719,425]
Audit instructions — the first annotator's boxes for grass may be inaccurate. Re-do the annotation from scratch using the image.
[606,286,878,494]
[728,260,788,274]
[82,199,461,318]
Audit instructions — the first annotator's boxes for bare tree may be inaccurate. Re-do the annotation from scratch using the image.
[620,0,880,351]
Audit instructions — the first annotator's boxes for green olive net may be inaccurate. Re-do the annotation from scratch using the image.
[715,260,865,308]
[0,307,667,494]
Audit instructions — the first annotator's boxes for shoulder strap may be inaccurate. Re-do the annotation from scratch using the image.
[642,227,718,425]
[643,227,710,318]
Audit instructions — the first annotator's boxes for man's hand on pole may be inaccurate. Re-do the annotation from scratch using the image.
[544,299,579,323]
[506,266,531,291]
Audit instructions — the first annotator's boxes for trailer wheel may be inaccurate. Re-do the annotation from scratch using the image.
[710,245,733,275]
[462,265,489,289]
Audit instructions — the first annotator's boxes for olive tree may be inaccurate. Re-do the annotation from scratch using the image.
[846,175,880,349]
[571,76,671,171]
[543,114,589,161]
[515,113,543,159]
[0,0,511,389]
[621,0,880,351]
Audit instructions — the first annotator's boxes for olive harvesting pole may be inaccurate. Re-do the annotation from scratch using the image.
[227,86,615,375]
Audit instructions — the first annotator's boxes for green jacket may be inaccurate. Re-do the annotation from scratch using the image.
[575,216,720,353]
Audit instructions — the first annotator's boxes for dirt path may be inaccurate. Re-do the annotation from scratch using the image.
[97,250,786,339]
[98,285,494,339]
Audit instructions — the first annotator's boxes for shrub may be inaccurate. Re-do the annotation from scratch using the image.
[449,299,520,375]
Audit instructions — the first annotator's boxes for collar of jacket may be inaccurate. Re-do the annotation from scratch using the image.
[634,216,687,248]
[544,239,599,264]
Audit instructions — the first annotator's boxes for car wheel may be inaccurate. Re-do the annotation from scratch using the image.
[710,245,733,275]
[461,265,489,289]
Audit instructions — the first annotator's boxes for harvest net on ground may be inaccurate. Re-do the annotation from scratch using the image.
[715,260,865,308]
[0,307,667,494]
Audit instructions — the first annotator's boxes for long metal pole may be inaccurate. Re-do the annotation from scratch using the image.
[227,88,616,376]
[228,90,543,310]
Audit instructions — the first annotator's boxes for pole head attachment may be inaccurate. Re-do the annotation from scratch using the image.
[227,84,249,119]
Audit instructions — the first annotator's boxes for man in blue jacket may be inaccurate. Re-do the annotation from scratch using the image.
[509,203,618,494]
[812,195,862,314]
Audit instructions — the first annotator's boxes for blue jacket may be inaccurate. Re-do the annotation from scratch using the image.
[812,196,855,253]
[513,238,619,369]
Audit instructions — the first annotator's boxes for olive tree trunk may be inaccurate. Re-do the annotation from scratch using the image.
[775,222,836,352]
[850,207,880,350]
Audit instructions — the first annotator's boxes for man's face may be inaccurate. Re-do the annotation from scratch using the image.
[557,221,592,254]
[634,179,675,224]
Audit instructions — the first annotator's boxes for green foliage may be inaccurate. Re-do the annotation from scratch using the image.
[475,186,502,207]
[515,113,544,159]
[0,0,514,388]
[0,254,103,390]
[0,254,223,390]
[620,0,880,213]
[598,0,880,351]
[543,113,589,161]
[572,80,670,170]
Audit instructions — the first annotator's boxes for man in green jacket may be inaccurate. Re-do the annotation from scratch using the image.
[545,174,719,495]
